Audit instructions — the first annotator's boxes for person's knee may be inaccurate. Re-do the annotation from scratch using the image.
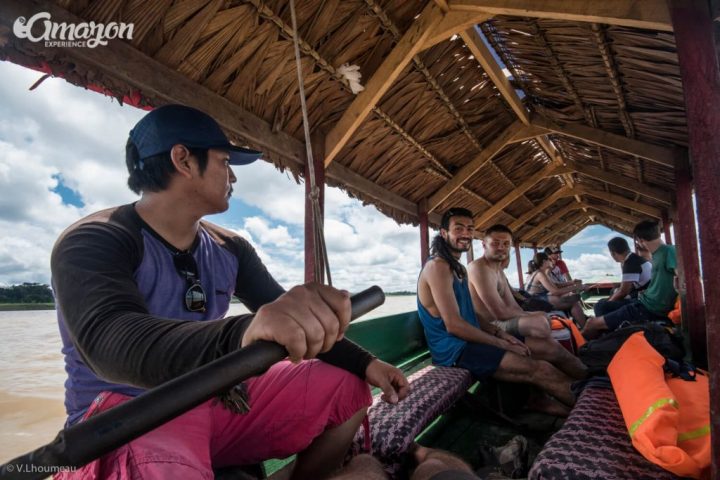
[522,314,551,338]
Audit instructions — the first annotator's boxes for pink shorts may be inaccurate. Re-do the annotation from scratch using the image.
[55,360,371,479]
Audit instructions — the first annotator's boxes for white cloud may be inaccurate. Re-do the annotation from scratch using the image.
[243,216,298,247]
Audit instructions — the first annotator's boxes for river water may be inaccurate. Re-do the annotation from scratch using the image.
[0,296,416,462]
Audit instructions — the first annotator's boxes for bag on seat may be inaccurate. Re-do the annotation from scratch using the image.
[578,323,684,376]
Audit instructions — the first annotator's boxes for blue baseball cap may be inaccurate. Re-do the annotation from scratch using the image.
[129,104,262,165]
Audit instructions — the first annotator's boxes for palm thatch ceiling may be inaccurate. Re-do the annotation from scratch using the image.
[0,0,697,246]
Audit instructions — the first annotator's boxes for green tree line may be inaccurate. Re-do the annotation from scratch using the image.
[0,283,54,304]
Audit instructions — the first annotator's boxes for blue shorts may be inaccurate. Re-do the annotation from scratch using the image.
[594,298,634,317]
[602,300,670,331]
[455,342,507,379]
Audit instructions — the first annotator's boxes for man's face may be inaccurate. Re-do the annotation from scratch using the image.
[635,237,647,251]
[548,252,559,264]
[609,250,624,263]
[483,231,512,262]
[441,216,474,253]
[195,148,237,214]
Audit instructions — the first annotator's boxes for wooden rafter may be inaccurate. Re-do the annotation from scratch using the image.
[324,1,442,166]
[460,26,583,211]
[244,0,492,218]
[586,206,643,227]
[423,168,517,221]
[362,1,537,214]
[589,214,636,236]
[428,121,524,211]
[0,0,443,225]
[565,160,672,204]
[536,212,591,246]
[508,187,575,232]
[474,162,568,229]
[519,202,585,241]
[532,115,685,169]
[449,0,673,31]
[423,11,492,49]
[576,186,663,218]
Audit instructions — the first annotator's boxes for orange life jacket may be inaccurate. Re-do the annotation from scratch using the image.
[607,332,710,479]
[668,297,681,325]
[550,316,586,349]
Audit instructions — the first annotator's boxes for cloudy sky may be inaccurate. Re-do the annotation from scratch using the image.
[0,60,631,293]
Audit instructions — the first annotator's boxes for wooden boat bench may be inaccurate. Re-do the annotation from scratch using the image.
[351,364,474,478]
[344,311,476,477]
[528,385,682,480]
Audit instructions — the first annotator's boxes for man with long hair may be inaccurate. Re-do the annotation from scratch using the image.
[417,208,577,410]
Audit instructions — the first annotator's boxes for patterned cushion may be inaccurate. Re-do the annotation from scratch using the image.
[352,365,473,478]
[529,386,682,480]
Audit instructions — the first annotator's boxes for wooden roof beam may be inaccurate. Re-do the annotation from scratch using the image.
[460,27,530,124]
[532,115,685,169]
[576,186,663,219]
[519,202,586,242]
[0,0,436,224]
[508,187,576,231]
[449,0,673,31]
[565,160,673,205]
[536,212,591,246]
[587,204,644,226]
[461,27,582,207]
[474,162,569,229]
[324,1,442,166]
[589,213,636,237]
[587,208,643,230]
[428,121,524,212]
[422,11,492,49]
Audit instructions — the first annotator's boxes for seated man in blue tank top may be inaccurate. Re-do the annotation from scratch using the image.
[417,208,580,410]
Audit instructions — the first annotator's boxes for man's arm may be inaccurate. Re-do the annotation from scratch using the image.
[607,282,634,301]
[424,261,525,355]
[53,223,256,389]
[467,262,523,320]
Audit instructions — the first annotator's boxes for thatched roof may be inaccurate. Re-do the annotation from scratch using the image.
[0,0,697,246]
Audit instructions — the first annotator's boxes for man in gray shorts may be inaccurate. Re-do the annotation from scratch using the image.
[468,224,586,379]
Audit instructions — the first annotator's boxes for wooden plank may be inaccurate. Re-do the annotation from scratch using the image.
[671,2,719,470]
[514,243,525,289]
[507,125,550,144]
[519,202,585,241]
[450,0,673,31]
[428,121,523,211]
[565,160,673,204]
[585,204,643,225]
[576,186,663,218]
[474,162,568,230]
[508,187,575,231]
[535,212,590,246]
[461,27,530,124]
[422,11,492,49]
[532,115,684,169]
[0,0,436,225]
[324,2,443,166]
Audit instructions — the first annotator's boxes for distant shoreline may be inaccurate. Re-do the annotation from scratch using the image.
[0,303,55,311]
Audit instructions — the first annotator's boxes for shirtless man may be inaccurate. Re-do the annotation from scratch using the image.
[468,224,586,379]
[417,208,581,409]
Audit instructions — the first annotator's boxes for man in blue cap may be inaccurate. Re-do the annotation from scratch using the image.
[52,105,408,479]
